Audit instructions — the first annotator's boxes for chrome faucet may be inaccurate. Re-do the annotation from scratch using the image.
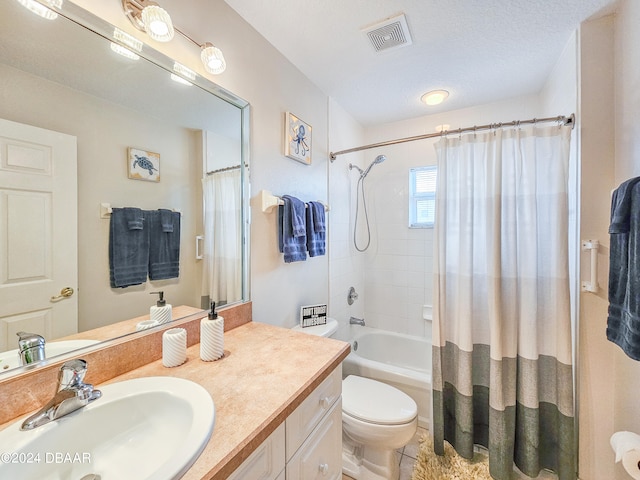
[20,359,102,431]
[17,331,46,366]
[349,316,365,326]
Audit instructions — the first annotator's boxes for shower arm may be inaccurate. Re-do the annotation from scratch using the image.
[329,113,575,162]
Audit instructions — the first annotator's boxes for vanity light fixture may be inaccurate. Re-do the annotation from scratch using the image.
[16,0,62,20]
[122,0,174,42]
[200,43,226,75]
[122,0,226,75]
[421,89,449,106]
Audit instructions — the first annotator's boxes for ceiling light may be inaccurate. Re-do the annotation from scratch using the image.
[421,90,449,106]
[16,0,62,20]
[200,43,226,74]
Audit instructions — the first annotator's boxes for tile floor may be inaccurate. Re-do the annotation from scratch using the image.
[342,426,427,480]
[341,425,559,480]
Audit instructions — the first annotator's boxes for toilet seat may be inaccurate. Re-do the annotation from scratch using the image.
[342,375,417,426]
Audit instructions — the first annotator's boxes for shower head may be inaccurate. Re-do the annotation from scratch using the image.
[361,154,386,177]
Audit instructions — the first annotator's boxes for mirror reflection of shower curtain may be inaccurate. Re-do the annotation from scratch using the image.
[432,125,575,480]
[201,170,242,305]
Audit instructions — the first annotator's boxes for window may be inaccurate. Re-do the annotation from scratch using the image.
[409,166,437,228]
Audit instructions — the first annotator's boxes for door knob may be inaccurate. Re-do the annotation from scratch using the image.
[51,287,74,301]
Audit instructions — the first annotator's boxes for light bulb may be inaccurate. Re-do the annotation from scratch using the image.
[141,4,174,42]
[200,43,226,74]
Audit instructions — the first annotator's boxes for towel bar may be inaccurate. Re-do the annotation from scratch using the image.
[581,239,599,293]
[100,203,181,219]
[259,190,329,213]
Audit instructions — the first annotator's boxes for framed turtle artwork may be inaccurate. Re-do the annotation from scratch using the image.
[127,147,160,182]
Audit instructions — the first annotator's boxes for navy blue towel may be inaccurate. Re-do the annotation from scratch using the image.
[147,209,181,280]
[607,177,640,360]
[306,201,326,257]
[278,195,307,263]
[109,207,149,288]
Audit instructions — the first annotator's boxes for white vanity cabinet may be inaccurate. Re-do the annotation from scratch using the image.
[228,366,343,480]
[226,423,286,480]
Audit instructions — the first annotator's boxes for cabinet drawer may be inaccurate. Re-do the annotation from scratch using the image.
[227,422,285,480]
[286,365,342,460]
[286,398,342,480]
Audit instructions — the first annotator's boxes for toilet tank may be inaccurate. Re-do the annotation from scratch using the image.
[291,318,339,338]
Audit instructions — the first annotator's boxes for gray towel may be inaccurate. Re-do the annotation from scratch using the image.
[278,195,307,263]
[607,177,640,359]
[306,201,326,257]
[147,209,181,280]
[109,207,149,288]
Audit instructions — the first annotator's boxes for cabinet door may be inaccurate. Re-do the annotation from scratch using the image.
[286,366,342,460]
[227,423,285,480]
[286,399,342,480]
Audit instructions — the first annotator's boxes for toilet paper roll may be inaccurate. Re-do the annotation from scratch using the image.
[200,316,224,361]
[162,328,187,367]
[611,431,640,479]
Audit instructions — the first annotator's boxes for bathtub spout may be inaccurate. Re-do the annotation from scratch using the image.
[349,317,365,326]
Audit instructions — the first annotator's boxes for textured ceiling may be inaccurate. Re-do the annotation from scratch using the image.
[224,0,616,126]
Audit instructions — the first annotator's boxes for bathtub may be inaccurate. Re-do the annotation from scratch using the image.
[339,325,432,429]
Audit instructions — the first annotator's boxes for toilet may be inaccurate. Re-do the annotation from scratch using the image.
[292,318,418,480]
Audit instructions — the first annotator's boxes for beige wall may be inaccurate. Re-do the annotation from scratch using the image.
[578,13,617,480]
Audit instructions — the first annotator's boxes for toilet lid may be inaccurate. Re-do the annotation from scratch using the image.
[342,375,417,425]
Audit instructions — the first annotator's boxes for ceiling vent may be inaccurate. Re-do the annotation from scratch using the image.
[362,13,413,53]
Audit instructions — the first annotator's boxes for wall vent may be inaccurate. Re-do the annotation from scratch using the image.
[362,13,413,53]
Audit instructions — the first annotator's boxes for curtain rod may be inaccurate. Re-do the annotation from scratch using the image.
[206,164,247,175]
[329,113,575,162]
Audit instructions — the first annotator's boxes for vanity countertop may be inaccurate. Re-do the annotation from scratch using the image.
[102,321,350,480]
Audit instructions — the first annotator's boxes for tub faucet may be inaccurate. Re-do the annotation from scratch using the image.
[20,359,102,431]
[349,316,365,326]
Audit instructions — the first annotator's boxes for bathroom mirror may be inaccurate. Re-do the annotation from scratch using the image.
[0,1,250,375]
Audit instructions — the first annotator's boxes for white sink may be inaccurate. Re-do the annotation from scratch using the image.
[0,339,100,372]
[0,376,215,480]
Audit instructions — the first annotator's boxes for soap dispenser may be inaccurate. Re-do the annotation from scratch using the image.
[200,301,224,361]
[150,291,172,325]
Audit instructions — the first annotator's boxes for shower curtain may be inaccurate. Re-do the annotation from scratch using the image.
[432,125,575,480]
[201,169,242,305]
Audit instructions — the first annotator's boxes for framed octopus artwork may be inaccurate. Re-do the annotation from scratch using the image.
[284,111,312,165]
[127,147,160,182]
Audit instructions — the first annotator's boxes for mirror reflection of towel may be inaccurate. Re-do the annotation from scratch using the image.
[109,208,148,288]
[148,209,181,280]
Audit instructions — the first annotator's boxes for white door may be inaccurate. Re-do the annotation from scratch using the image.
[0,118,77,352]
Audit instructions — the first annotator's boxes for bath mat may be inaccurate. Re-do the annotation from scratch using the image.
[411,435,492,480]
